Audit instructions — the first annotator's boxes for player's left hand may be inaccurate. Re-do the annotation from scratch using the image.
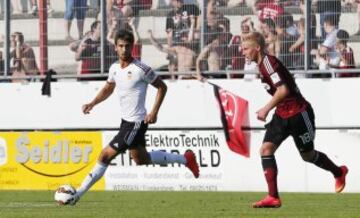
[144,112,157,124]
[256,107,269,122]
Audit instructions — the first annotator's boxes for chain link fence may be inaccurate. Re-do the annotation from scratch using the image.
[0,0,360,82]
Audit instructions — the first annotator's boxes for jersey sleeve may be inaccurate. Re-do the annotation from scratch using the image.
[107,64,116,83]
[263,55,284,87]
[143,68,158,84]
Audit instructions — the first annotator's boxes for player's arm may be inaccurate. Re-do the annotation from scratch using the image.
[82,82,115,114]
[256,84,289,121]
[145,78,167,124]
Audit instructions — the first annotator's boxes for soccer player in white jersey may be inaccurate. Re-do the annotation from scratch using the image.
[73,30,200,204]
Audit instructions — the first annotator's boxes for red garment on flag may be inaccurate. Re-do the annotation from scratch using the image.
[213,85,250,157]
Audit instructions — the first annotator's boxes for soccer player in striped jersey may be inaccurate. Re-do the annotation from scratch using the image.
[241,32,348,208]
[73,30,199,204]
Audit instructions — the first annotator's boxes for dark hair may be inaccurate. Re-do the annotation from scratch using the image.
[90,21,100,32]
[114,29,134,45]
[337,29,349,44]
[263,18,276,32]
[324,15,336,26]
[274,13,293,29]
[12,32,24,43]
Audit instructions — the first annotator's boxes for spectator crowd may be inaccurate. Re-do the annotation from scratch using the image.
[0,0,359,82]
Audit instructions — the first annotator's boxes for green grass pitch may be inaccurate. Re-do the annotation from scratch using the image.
[0,191,359,218]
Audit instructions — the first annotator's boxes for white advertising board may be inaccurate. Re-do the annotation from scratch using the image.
[103,130,231,192]
[102,129,360,193]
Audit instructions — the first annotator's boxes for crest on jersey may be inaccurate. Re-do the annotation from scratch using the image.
[127,71,132,80]
[270,72,281,84]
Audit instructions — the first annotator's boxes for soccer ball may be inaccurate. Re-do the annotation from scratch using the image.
[54,184,77,205]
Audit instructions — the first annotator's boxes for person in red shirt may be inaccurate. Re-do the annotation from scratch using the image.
[334,29,358,77]
[242,32,348,208]
[107,5,142,60]
[257,0,284,23]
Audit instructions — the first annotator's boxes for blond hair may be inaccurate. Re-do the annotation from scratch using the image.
[242,32,266,51]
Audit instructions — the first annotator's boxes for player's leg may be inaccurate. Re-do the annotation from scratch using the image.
[74,120,136,203]
[252,142,282,208]
[123,118,199,177]
[299,149,348,193]
[76,146,118,199]
[129,146,199,178]
[253,114,287,208]
[291,106,348,193]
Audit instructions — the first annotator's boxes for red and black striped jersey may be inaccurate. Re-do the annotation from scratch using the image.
[258,54,308,118]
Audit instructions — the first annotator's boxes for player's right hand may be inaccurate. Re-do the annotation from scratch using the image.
[82,103,94,114]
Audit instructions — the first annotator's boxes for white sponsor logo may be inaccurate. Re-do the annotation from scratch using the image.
[270,72,281,84]
[0,137,7,166]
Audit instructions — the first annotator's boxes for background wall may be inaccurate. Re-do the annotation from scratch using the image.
[0,79,358,192]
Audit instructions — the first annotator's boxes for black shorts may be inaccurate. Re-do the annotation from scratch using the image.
[263,104,315,153]
[109,119,148,153]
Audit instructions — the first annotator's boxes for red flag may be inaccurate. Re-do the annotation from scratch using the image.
[213,84,250,157]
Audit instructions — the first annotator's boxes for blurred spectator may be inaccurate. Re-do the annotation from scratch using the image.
[252,0,274,14]
[257,0,284,24]
[261,18,277,56]
[28,0,37,15]
[28,0,54,16]
[9,32,39,83]
[204,0,219,45]
[11,0,23,14]
[89,0,100,19]
[107,0,146,29]
[196,35,221,80]
[166,0,200,49]
[284,13,299,37]
[165,0,200,77]
[148,29,195,79]
[107,5,142,60]
[289,18,305,71]
[75,21,117,80]
[313,0,341,39]
[333,30,358,77]
[196,18,232,80]
[229,17,258,78]
[64,0,88,41]
[349,0,360,36]
[299,0,317,51]
[274,14,300,70]
[317,16,340,76]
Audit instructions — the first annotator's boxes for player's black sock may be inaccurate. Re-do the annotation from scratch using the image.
[261,155,279,198]
[311,151,342,177]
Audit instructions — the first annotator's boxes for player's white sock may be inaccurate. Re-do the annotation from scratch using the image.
[76,162,107,198]
[149,150,186,165]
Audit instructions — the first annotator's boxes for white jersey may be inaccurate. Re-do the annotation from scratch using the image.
[107,59,158,122]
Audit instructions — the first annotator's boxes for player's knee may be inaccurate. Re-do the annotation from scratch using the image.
[300,150,316,162]
[259,143,275,156]
[98,147,117,164]
[133,157,149,165]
